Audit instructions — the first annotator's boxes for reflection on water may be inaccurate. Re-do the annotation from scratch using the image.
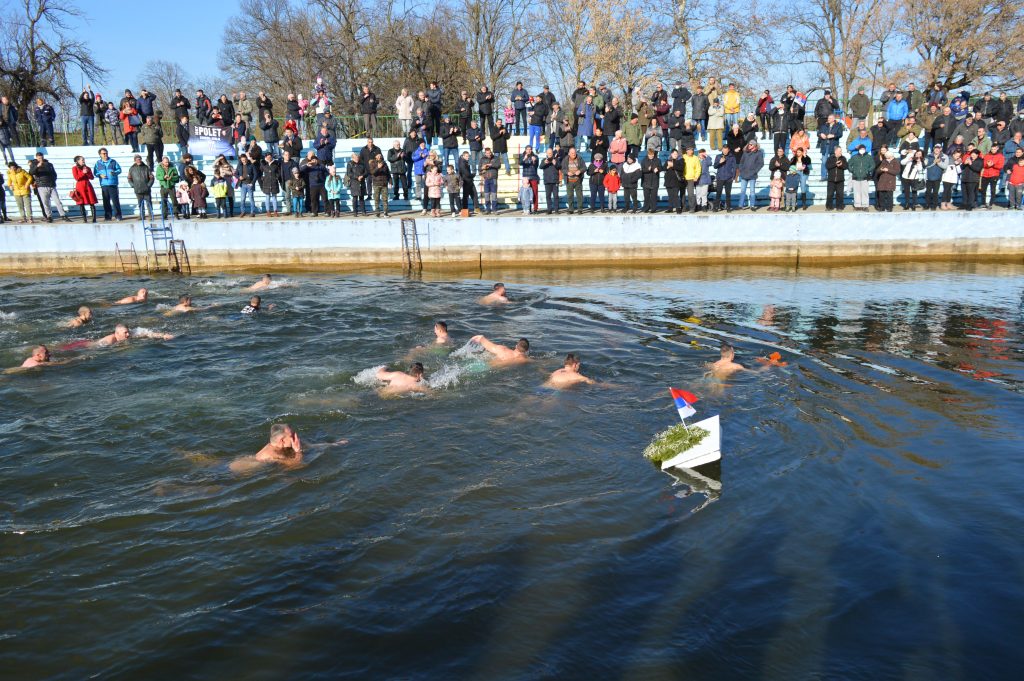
[1,263,1023,679]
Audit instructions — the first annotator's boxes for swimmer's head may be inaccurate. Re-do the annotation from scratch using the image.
[720,342,735,359]
[409,362,425,378]
[435,320,448,332]
[137,288,148,300]
[564,352,580,368]
[515,338,530,354]
[77,305,92,320]
[493,283,505,295]
[249,296,261,308]
[32,345,50,362]
[261,274,272,284]
[178,294,192,305]
[269,422,294,446]
[114,324,131,342]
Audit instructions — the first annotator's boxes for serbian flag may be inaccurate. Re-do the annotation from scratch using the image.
[669,388,698,421]
[794,91,808,108]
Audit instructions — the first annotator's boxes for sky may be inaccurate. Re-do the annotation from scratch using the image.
[69,1,235,95]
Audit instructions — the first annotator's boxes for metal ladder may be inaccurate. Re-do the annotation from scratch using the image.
[167,239,192,275]
[143,214,190,275]
[114,242,141,273]
[400,218,423,274]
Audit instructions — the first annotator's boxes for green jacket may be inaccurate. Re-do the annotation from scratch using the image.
[848,93,871,118]
[622,119,643,147]
[156,164,179,190]
[139,123,163,145]
[849,152,875,181]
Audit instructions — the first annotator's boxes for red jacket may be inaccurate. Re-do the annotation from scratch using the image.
[603,172,621,193]
[981,152,1004,179]
[1009,162,1024,186]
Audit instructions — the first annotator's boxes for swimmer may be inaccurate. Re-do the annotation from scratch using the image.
[241,296,263,314]
[433,320,451,344]
[709,341,746,378]
[470,334,530,365]
[94,323,174,346]
[229,423,304,473]
[478,282,509,305]
[20,345,51,368]
[544,353,596,389]
[114,288,148,305]
[67,306,93,328]
[164,294,198,315]
[376,362,430,395]
[245,274,272,291]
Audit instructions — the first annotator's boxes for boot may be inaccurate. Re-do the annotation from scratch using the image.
[801,193,808,210]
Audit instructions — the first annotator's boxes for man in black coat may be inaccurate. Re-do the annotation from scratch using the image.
[640,148,662,213]
[824,146,848,210]
[457,151,478,214]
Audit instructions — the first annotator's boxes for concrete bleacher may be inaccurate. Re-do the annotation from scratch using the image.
[5,136,842,220]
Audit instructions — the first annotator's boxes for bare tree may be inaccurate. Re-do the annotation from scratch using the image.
[137,60,191,110]
[591,6,665,103]
[0,0,108,117]
[529,0,598,104]
[899,0,1024,91]
[455,0,536,99]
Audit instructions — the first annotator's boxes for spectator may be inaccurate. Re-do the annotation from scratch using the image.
[426,82,444,141]
[980,144,1004,208]
[259,152,282,217]
[922,144,947,211]
[940,151,962,210]
[139,116,163,169]
[790,147,811,209]
[849,144,874,211]
[737,140,764,210]
[155,156,179,220]
[189,174,209,218]
[388,141,408,201]
[814,90,836,130]
[456,91,474,142]
[441,117,461,172]
[71,155,98,223]
[713,146,736,211]
[93,148,123,221]
[817,114,844,180]
[236,154,257,217]
[325,164,343,217]
[127,155,155,222]
[723,83,741,128]
[346,153,367,216]
[640,148,662,213]
[1,95,20,149]
[29,152,70,223]
[529,96,547,151]
[395,88,415,135]
[961,148,983,210]
[540,148,561,214]
[511,81,529,135]
[824,146,848,211]
[476,86,495,139]
[6,162,34,222]
[874,150,900,212]
[848,86,871,129]
[457,151,478,214]
[302,155,328,217]
[663,149,683,213]
[119,101,141,152]
[412,140,430,214]
[172,89,191,121]
[34,98,56,146]
[587,152,608,212]
[1007,155,1024,210]
[562,147,586,214]
[620,155,641,213]
[707,98,725,151]
[520,146,539,213]
[899,148,924,210]
[370,154,391,217]
[79,86,95,145]
[176,115,190,157]
[467,120,484,171]
[424,163,443,217]
[491,120,511,174]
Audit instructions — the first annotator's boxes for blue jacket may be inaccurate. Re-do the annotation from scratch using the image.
[136,93,157,118]
[886,99,909,122]
[698,156,714,185]
[315,133,336,163]
[34,104,55,126]
[737,148,764,180]
[412,147,429,175]
[93,158,121,187]
[714,153,737,180]
[848,136,873,154]
[511,87,529,110]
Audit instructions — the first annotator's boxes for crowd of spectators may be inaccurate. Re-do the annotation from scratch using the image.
[1,78,1023,222]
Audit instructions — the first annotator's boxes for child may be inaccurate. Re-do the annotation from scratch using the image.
[603,164,621,212]
[769,170,784,211]
[425,165,443,217]
[188,177,209,219]
[445,165,461,216]
[286,168,306,216]
[503,101,515,129]
[175,181,191,219]
[211,174,229,218]
[519,177,534,215]
[784,169,800,212]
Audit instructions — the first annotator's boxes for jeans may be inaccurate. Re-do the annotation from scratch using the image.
[497,152,510,173]
[515,108,527,135]
[136,194,154,222]
[725,113,739,128]
[575,134,589,152]
[469,150,482,173]
[264,194,279,214]
[160,187,177,217]
[1008,183,1023,209]
[442,148,459,172]
[797,173,809,195]
[145,143,164,170]
[177,143,188,157]
[81,116,94,145]
[125,131,139,152]
[696,119,707,141]
[265,141,279,160]
[739,177,757,207]
[39,121,54,144]
[101,185,122,219]
[239,184,256,214]
[291,196,304,214]
[589,185,605,210]
[528,125,543,151]
[819,143,836,179]
[545,183,559,212]
[392,172,408,199]
[0,142,13,164]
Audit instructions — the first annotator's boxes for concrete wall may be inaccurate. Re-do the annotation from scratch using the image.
[1,212,1021,274]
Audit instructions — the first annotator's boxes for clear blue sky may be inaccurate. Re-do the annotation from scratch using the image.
[70,1,235,94]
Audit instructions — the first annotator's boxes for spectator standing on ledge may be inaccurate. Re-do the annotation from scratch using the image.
[30,153,70,223]
[79,86,95,145]
[34,98,56,146]
[94,147,123,221]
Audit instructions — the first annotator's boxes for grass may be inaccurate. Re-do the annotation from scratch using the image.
[643,424,710,465]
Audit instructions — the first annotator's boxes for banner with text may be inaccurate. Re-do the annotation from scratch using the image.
[189,124,234,157]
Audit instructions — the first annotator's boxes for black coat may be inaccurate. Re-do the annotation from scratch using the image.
[825,154,848,182]
[640,156,662,188]
[260,160,282,194]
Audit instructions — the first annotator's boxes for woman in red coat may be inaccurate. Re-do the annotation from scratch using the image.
[71,155,98,223]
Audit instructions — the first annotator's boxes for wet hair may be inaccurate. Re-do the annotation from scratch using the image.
[516,338,530,353]
[262,274,272,282]
[178,294,191,304]
[564,353,580,366]
[493,282,505,291]
[270,422,293,442]
[409,362,425,378]
[720,342,735,357]
[115,324,129,334]
[249,295,261,307]
[77,305,91,316]
[435,321,448,332]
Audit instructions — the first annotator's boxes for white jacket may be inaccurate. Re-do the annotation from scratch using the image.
[395,95,415,120]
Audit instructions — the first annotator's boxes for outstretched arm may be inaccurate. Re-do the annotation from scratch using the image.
[135,329,175,340]
[470,335,503,355]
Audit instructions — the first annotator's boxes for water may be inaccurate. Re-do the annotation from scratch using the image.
[1,264,1022,679]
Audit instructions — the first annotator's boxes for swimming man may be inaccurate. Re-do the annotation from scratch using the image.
[376,363,429,395]
[241,296,262,314]
[114,288,148,305]
[545,353,596,389]
[478,283,509,305]
[67,306,93,328]
[433,321,450,344]
[94,324,174,346]
[471,335,530,365]
[709,342,746,378]
[20,345,51,368]
[230,423,304,473]
[246,274,273,291]
[165,294,197,315]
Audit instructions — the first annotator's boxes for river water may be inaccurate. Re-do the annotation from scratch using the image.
[1,263,1022,679]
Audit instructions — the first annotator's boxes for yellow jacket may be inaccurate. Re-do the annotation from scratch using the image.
[7,168,33,196]
[682,155,702,181]
[724,90,741,114]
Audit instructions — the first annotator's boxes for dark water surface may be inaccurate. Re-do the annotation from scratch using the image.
[1,263,1022,680]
